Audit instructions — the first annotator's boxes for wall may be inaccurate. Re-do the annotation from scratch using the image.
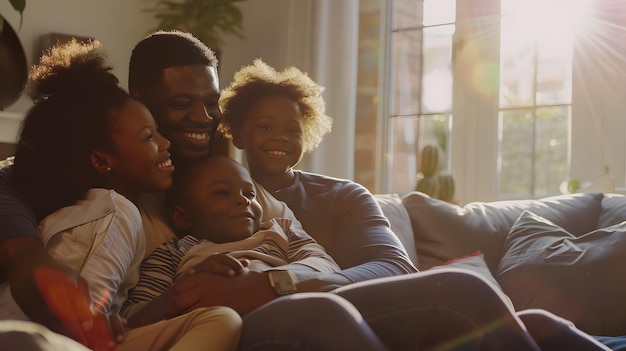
[220,0,359,180]
[0,0,359,182]
[0,0,158,143]
[0,0,294,144]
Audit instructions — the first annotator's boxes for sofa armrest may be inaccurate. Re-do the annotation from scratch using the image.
[373,193,418,266]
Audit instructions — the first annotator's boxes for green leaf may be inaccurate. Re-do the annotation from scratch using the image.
[9,0,25,12]
[8,0,26,29]
[147,0,246,48]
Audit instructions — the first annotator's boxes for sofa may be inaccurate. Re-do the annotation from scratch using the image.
[373,191,626,337]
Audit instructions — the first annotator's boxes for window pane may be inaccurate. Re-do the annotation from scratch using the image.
[388,114,450,192]
[500,16,535,108]
[423,0,456,26]
[534,106,569,193]
[499,109,533,194]
[393,0,422,30]
[536,36,573,105]
[498,107,569,195]
[419,114,450,174]
[390,29,422,116]
[421,24,454,113]
[388,116,420,192]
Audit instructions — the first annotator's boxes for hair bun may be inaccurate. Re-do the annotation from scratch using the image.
[28,39,119,101]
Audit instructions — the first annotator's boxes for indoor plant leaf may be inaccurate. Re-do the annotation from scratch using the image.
[147,0,246,48]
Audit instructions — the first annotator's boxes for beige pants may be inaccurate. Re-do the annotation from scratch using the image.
[119,306,241,351]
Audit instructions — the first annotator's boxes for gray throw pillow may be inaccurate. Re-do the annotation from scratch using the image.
[496,210,626,336]
[401,191,604,271]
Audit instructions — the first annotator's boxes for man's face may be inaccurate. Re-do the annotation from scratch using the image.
[140,65,221,162]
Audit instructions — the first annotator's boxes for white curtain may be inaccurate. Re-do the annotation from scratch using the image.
[285,0,359,180]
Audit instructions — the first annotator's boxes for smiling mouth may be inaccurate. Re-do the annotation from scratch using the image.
[182,132,209,141]
[266,150,287,156]
[157,158,173,168]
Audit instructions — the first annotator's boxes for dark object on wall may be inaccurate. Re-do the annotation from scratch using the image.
[0,16,27,110]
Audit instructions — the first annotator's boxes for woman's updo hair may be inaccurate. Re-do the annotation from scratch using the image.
[14,39,130,220]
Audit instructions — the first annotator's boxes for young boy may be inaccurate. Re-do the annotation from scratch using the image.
[121,155,340,327]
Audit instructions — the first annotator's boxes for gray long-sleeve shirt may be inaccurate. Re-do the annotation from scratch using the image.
[272,171,417,282]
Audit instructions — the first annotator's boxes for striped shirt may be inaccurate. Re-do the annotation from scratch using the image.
[121,218,339,318]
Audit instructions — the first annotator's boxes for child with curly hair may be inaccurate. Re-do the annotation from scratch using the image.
[218,58,415,282]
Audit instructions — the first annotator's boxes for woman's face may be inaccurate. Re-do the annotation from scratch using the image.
[103,99,174,199]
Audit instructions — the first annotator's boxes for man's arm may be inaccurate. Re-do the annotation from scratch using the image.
[0,236,116,350]
[0,165,116,350]
[162,269,278,317]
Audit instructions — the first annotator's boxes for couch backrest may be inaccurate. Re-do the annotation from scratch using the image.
[400,191,605,271]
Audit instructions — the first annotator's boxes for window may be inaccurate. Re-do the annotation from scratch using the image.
[497,0,588,195]
[354,0,624,202]
[386,0,456,193]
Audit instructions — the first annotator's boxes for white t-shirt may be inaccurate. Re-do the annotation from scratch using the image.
[0,188,145,319]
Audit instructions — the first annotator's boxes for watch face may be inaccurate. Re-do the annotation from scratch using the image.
[269,270,297,295]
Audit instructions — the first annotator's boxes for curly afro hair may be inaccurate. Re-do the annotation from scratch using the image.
[15,39,129,220]
[218,59,332,153]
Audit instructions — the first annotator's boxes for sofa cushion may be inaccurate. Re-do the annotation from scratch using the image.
[401,191,604,270]
[496,210,626,336]
[598,194,626,228]
[373,193,418,265]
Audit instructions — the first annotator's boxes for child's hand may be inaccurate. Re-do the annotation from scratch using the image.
[187,253,248,277]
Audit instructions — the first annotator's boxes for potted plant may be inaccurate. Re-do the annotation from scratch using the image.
[0,0,27,110]
[1,0,25,31]
[147,0,246,49]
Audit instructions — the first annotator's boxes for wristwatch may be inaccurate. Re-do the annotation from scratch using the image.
[267,270,297,296]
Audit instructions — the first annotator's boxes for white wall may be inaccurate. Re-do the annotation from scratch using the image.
[220,0,359,180]
[1,1,359,180]
[0,0,298,143]
[0,0,158,142]
[0,0,158,109]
